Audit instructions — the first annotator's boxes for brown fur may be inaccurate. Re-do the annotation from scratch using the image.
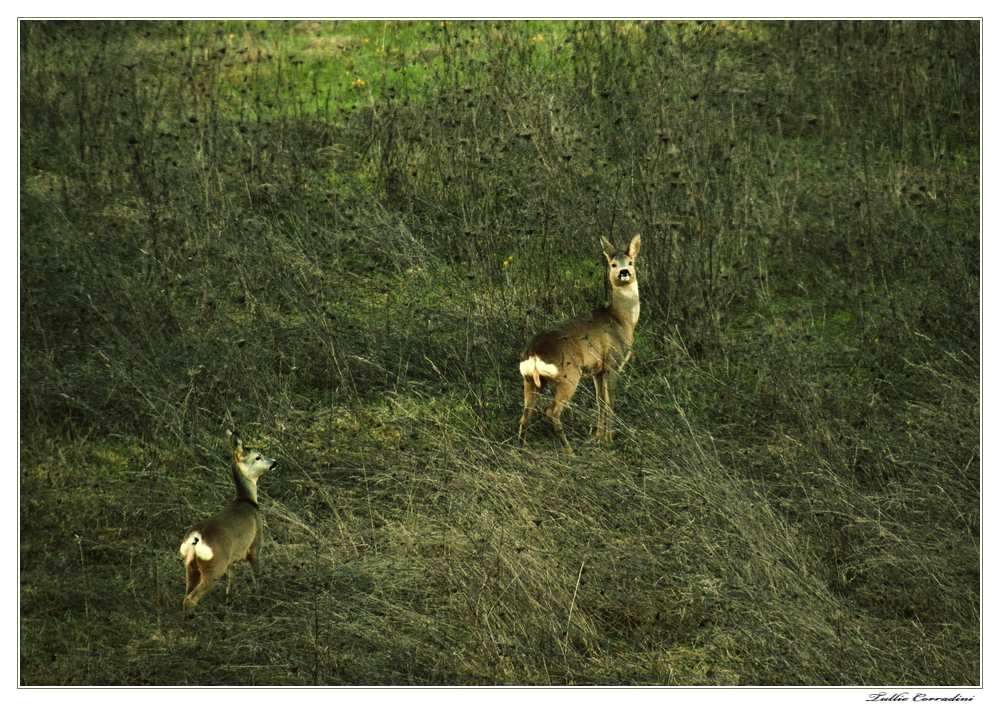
[180,430,275,611]
[518,235,642,454]
[182,499,264,610]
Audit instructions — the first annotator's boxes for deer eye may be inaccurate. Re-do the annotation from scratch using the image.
[255,455,261,461]
[611,263,618,268]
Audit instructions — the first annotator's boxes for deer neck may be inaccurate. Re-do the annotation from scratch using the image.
[608,281,640,332]
[231,464,259,507]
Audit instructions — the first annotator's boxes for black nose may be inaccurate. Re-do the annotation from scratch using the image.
[270,462,279,471]
[618,269,631,280]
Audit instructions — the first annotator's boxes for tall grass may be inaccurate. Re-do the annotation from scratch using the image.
[20,20,979,685]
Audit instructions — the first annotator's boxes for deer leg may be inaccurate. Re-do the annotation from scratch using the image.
[518,377,541,446]
[546,376,580,455]
[247,542,261,589]
[593,376,605,442]
[545,401,572,455]
[600,370,617,444]
[184,560,201,597]
[183,572,218,611]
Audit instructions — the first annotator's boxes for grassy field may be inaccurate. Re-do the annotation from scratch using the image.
[19,20,980,685]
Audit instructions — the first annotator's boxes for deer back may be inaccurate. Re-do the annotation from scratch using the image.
[525,306,634,376]
[186,499,261,566]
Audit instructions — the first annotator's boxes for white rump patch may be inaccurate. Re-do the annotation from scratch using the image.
[520,355,559,387]
[179,531,214,563]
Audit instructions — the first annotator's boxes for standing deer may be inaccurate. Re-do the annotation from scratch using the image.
[178,430,277,610]
[518,234,642,454]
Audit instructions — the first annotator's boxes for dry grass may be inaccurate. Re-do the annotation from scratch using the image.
[20,20,979,685]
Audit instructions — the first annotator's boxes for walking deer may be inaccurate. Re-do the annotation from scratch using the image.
[518,234,642,454]
[178,430,277,610]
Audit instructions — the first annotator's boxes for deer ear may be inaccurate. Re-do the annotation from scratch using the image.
[627,234,641,259]
[600,237,616,260]
[226,430,243,456]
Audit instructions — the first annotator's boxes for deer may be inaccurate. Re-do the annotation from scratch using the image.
[178,430,277,611]
[518,234,642,454]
